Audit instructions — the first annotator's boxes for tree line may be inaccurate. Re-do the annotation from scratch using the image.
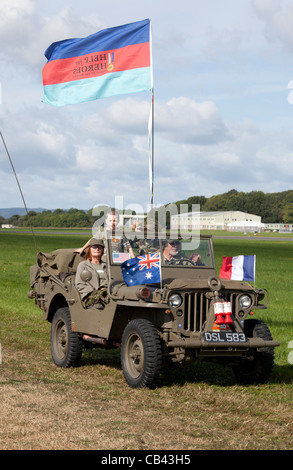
[0,208,96,228]
[1,189,293,227]
[168,189,293,223]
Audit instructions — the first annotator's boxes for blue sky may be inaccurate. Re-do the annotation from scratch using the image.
[0,0,293,212]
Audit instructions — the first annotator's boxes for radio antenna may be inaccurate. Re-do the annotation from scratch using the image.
[0,131,39,252]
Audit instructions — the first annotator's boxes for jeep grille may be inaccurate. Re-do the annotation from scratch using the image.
[182,292,238,333]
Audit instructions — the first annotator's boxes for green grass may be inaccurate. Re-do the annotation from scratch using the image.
[0,231,292,370]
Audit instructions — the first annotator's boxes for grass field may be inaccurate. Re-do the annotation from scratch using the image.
[0,231,292,450]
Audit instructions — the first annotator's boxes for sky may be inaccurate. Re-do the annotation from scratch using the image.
[1,0,293,213]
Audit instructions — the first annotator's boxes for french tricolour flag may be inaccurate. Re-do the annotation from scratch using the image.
[219,255,256,282]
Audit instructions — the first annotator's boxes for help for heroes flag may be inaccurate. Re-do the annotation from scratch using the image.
[219,255,256,282]
[42,19,152,106]
[121,252,161,286]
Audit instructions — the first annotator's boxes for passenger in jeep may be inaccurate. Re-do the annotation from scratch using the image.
[75,210,120,255]
[75,238,109,309]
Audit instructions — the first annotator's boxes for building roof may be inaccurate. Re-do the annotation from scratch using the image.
[172,210,259,218]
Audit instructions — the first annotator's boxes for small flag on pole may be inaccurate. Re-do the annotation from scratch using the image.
[121,252,161,286]
[219,255,256,282]
[42,19,152,106]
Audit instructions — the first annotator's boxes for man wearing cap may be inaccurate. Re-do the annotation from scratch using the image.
[75,238,109,308]
[163,240,204,265]
[163,240,184,264]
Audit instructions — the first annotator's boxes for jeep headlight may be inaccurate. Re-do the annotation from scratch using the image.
[239,294,252,309]
[168,293,182,308]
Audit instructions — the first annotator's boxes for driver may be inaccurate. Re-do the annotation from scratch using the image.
[163,240,204,265]
[163,240,182,264]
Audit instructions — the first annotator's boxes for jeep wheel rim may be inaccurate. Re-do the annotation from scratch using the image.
[125,333,144,378]
[54,320,68,360]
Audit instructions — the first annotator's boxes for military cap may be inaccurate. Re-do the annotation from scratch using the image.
[88,238,105,247]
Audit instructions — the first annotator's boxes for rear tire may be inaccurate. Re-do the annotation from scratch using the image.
[121,319,162,388]
[233,319,275,384]
[50,307,83,367]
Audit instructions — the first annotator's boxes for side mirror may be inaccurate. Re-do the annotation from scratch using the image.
[80,269,92,282]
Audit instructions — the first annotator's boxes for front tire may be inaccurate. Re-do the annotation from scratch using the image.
[233,319,275,384]
[121,319,162,388]
[50,307,83,367]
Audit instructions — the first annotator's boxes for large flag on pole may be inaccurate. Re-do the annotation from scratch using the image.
[42,19,152,106]
[219,255,256,282]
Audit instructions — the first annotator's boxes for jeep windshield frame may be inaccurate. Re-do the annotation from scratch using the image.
[106,233,216,283]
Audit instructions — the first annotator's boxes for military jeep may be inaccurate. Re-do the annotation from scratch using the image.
[28,233,279,388]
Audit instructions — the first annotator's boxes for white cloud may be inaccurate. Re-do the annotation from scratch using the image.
[81,98,150,146]
[156,97,230,144]
[1,0,35,20]
[208,152,240,168]
[0,1,104,71]
[252,0,293,52]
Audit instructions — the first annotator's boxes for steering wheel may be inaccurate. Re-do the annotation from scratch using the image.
[169,257,195,266]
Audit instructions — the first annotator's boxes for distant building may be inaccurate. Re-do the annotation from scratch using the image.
[264,223,293,232]
[227,220,264,232]
[1,224,16,229]
[171,211,262,231]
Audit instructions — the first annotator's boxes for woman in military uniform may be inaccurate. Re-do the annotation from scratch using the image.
[75,238,109,308]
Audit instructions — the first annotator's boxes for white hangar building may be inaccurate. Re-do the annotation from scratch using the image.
[171,211,262,232]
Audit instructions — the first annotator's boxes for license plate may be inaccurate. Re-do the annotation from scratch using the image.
[204,332,247,343]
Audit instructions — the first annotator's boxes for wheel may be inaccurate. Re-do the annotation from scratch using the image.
[50,307,83,367]
[233,319,275,384]
[121,319,162,388]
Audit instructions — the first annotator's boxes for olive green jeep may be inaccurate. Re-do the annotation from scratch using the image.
[28,234,279,388]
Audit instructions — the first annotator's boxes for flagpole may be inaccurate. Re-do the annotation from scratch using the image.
[148,90,154,208]
[151,88,154,207]
[149,19,154,209]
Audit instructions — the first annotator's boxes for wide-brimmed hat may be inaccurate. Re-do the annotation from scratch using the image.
[88,238,105,247]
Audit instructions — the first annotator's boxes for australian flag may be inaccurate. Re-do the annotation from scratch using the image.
[121,252,161,286]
